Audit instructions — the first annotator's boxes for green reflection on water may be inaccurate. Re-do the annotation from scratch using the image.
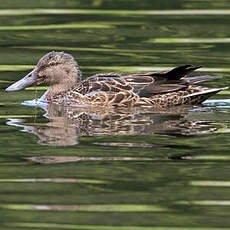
[149,38,230,44]
[0,204,168,212]
[0,9,230,16]
[9,222,225,230]
[0,23,112,30]
[1,0,230,229]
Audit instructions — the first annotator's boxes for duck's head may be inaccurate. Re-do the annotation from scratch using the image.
[5,51,82,93]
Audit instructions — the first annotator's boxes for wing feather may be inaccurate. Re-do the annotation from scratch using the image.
[83,65,207,98]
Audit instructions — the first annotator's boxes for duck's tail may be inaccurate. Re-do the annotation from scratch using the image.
[184,75,222,84]
[157,65,202,80]
[183,87,229,104]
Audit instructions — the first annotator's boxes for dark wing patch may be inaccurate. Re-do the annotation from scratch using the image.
[151,65,202,80]
[91,82,101,91]
[112,93,125,103]
[139,83,188,97]
[100,83,110,91]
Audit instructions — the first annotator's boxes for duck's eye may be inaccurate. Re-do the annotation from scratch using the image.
[40,75,46,79]
[50,62,57,66]
[37,73,45,79]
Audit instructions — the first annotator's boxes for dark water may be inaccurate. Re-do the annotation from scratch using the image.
[1,1,230,229]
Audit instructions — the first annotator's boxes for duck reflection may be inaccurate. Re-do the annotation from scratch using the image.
[6,103,218,146]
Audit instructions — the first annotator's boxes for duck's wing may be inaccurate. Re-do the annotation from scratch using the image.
[82,73,133,95]
[81,74,138,106]
[122,65,222,96]
[127,65,202,96]
[84,65,220,98]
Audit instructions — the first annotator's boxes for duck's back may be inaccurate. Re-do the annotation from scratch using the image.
[84,65,214,96]
[55,65,226,107]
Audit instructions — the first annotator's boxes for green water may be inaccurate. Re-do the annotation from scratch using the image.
[1,0,230,229]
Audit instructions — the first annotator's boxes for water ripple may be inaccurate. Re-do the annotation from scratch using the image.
[27,156,159,164]
[0,23,112,30]
[0,204,167,212]
[0,9,229,16]
[149,38,230,44]
[7,222,227,230]
[177,200,230,206]
[0,178,108,184]
[190,181,230,187]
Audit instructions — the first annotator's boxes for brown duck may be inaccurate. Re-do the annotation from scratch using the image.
[5,51,228,108]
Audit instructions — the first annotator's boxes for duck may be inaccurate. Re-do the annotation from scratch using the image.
[5,51,228,108]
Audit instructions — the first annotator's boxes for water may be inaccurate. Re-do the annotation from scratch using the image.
[1,0,230,229]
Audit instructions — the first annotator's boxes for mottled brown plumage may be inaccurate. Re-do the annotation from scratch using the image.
[5,51,228,108]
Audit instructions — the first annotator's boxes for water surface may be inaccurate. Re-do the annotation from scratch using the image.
[1,0,230,229]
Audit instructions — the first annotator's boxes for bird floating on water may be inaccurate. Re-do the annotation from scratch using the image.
[5,51,228,108]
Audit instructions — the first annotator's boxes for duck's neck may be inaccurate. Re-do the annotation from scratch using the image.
[44,67,82,100]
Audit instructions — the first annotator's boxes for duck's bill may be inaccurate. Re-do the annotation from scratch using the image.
[5,69,37,92]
